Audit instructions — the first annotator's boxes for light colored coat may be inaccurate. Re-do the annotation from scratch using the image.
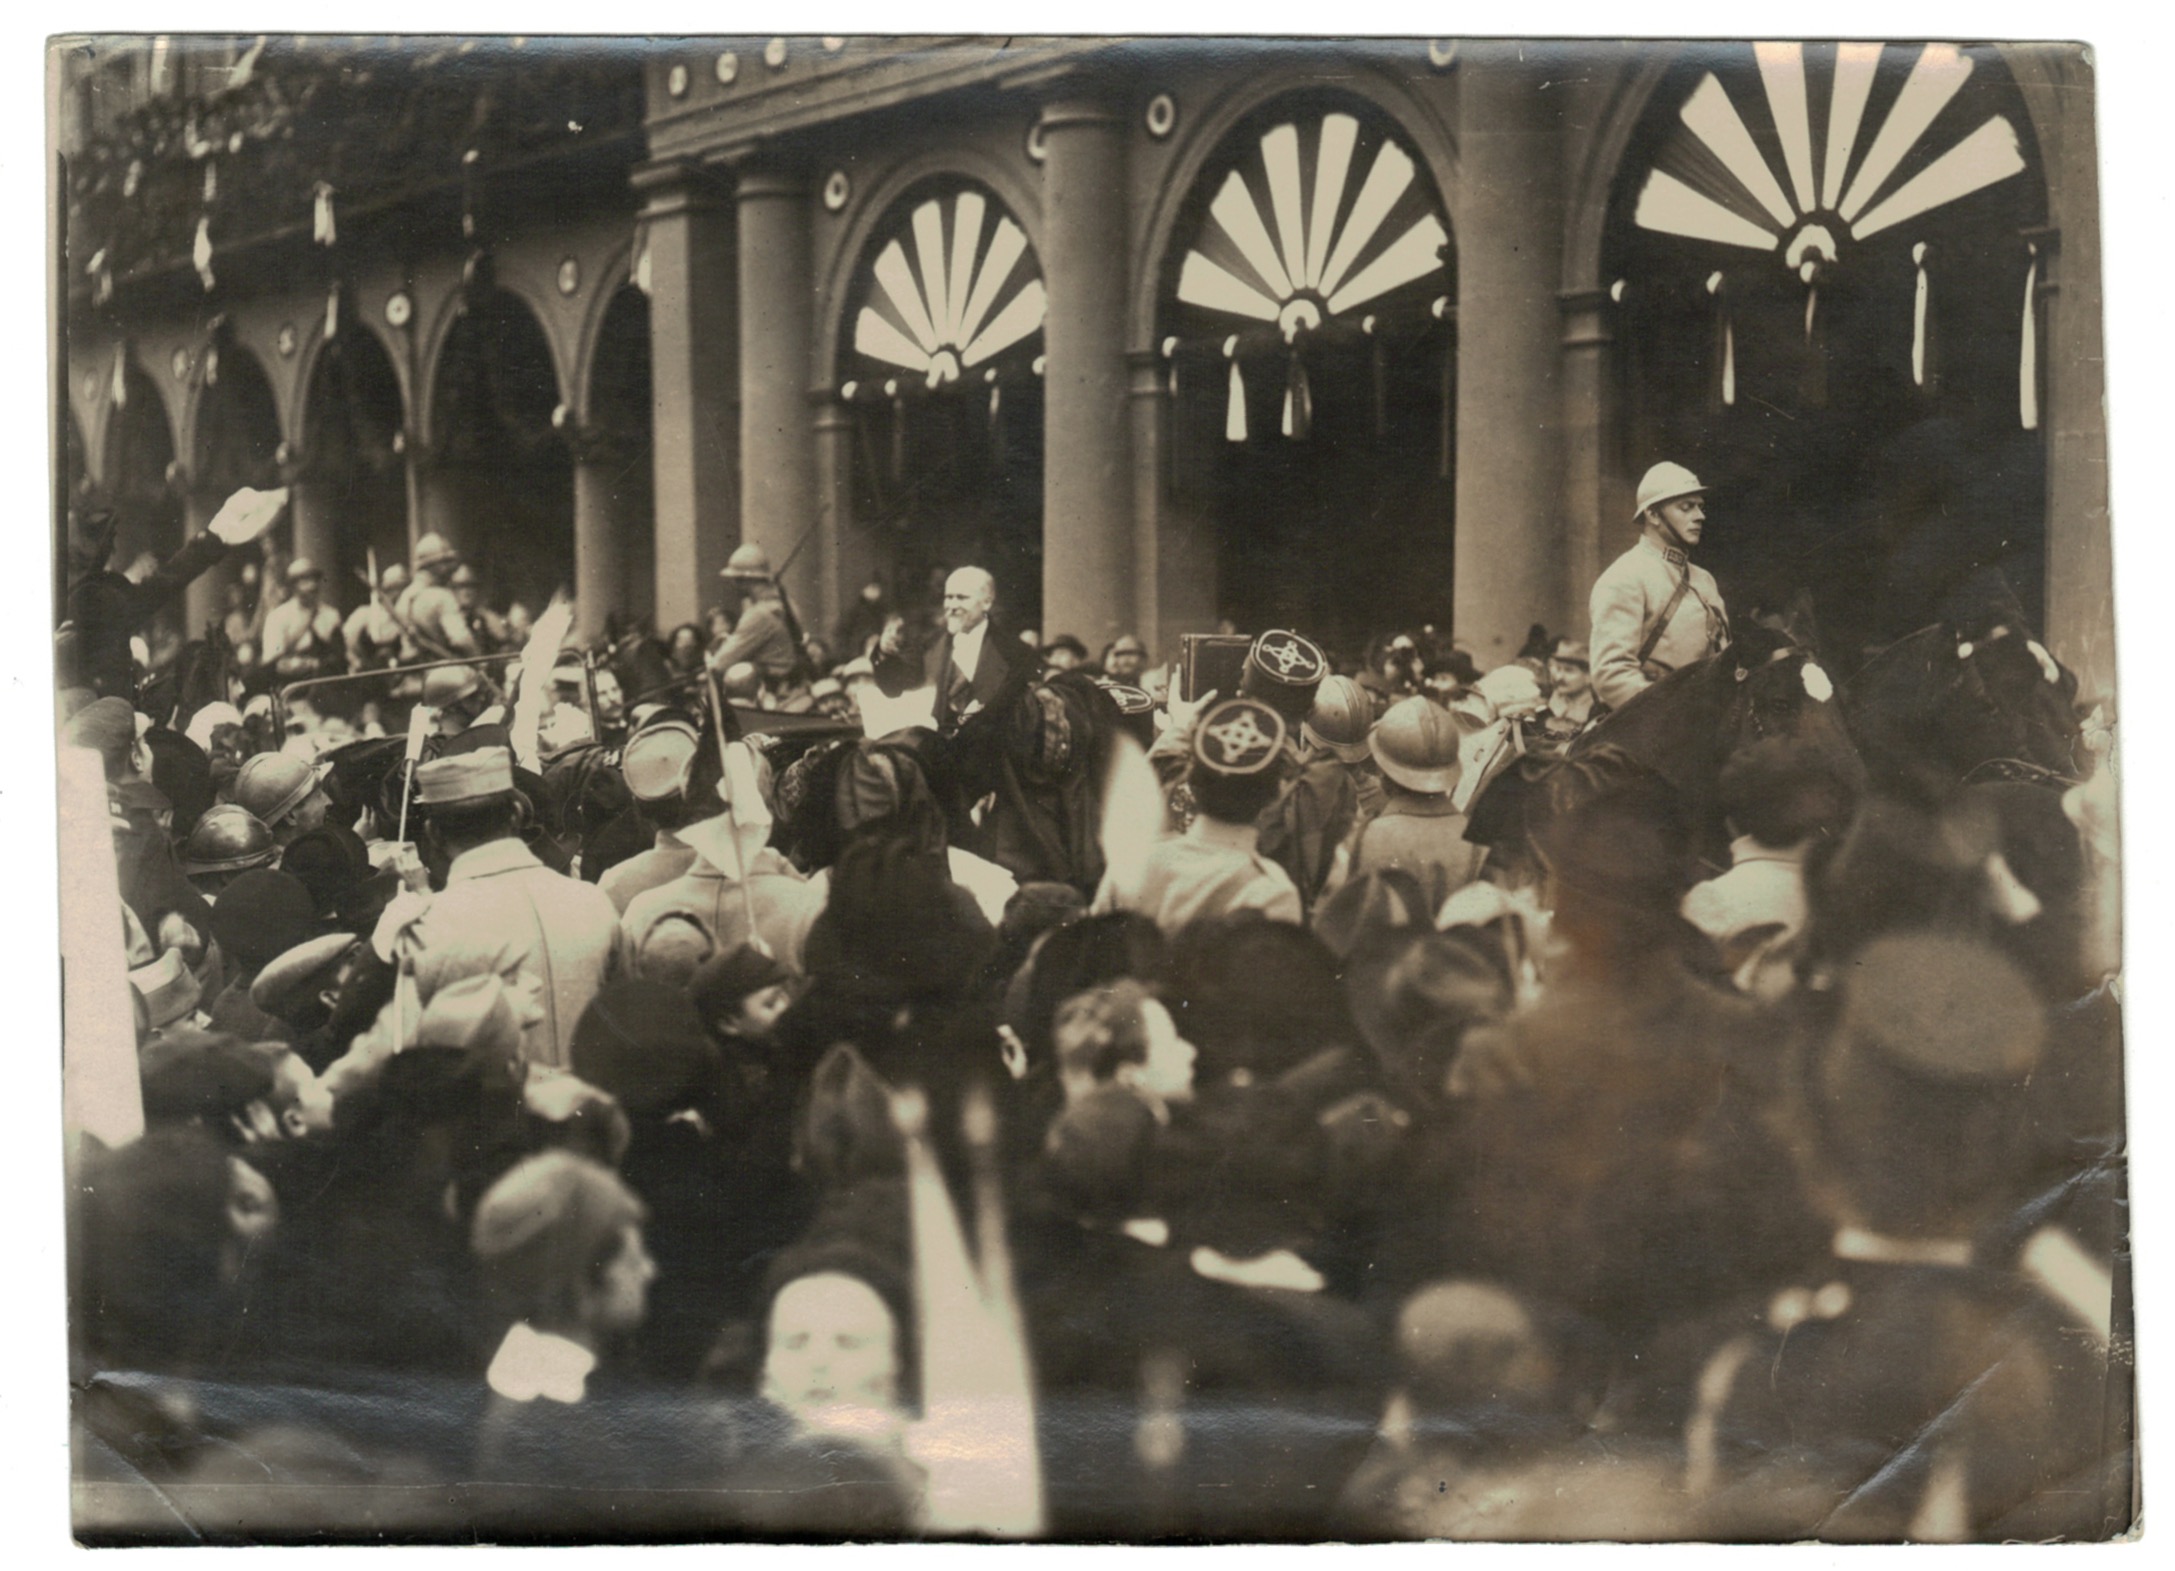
[1091,815,1303,932]
[405,838,625,1069]
[1589,536,1728,710]
[620,845,827,974]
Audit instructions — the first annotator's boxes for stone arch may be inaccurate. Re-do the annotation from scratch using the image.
[1561,51,1674,296]
[814,146,1046,383]
[89,345,180,497]
[416,270,570,447]
[422,281,574,613]
[288,310,414,460]
[296,317,409,591]
[568,237,637,428]
[185,339,283,497]
[1130,63,1459,356]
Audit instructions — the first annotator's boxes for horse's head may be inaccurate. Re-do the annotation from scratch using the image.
[1946,622,2084,783]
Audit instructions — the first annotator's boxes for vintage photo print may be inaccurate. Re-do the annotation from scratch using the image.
[47,29,2132,1543]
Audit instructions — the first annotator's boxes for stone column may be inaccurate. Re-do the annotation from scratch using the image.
[286,449,343,583]
[635,157,739,629]
[2020,54,2113,710]
[180,478,227,641]
[736,164,821,624]
[1452,47,1569,664]
[1557,288,1622,640]
[812,394,875,645]
[1038,95,1133,649]
[1128,350,1216,663]
[568,424,636,645]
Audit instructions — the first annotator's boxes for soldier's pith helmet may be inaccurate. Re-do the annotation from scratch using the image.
[413,532,459,571]
[720,543,774,581]
[285,556,323,585]
[1632,462,1707,522]
[180,804,278,877]
[233,752,329,828]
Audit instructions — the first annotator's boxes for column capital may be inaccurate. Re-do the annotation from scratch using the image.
[631,156,733,218]
[731,157,811,203]
[1558,288,1614,349]
[1126,349,1169,398]
[1038,96,1126,135]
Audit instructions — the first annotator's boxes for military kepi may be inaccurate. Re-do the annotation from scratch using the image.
[1240,629,1328,722]
[415,745,517,807]
[1191,697,1287,778]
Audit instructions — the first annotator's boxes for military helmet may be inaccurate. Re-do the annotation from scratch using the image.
[413,531,459,571]
[422,664,485,709]
[1303,674,1374,762]
[180,804,279,877]
[1369,696,1463,795]
[232,752,328,828]
[720,542,775,581]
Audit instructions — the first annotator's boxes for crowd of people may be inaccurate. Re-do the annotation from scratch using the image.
[53,468,2130,1542]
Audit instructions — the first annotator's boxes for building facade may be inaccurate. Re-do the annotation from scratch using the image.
[58,36,2114,701]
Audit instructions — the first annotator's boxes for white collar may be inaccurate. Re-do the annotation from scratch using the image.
[1831,1225,1974,1268]
[485,1321,596,1404]
[952,619,989,680]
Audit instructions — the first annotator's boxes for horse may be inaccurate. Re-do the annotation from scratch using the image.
[1466,613,1863,877]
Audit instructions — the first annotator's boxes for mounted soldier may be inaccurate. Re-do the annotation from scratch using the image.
[1590,463,1730,712]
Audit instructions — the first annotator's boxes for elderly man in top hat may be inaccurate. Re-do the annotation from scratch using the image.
[711,543,810,712]
[396,532,481,662]
[1589,462,1729,712]
[259,556,346,681]
[387,746,624,1070]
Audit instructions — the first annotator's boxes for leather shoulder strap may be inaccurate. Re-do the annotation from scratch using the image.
[1637,569,1694,667]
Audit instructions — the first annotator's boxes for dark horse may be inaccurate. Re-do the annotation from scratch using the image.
[1467,615,1864,876]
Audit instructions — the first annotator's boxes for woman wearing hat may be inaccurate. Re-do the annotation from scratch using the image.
[1589,462,1730,711]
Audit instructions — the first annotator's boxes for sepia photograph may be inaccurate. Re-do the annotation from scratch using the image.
[40,21,2136,1545]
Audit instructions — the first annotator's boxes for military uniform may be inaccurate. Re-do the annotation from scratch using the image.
[1589,536,1728,710]
[259,597,346,679]
[397,572,479,662]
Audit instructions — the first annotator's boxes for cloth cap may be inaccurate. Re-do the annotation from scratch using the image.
[571,980,718,1116]
[251,932,360,1020]
[415,746,516,807]
[180,805,278,876]
[1549,637,1590,668]
[285,556,323,584]
[63,696,138,760]
[690,942,794,1019]
[234,752,329,828]
[412,532,458,570]
[1191,697,1287,779]
[721,542,774,580]
[470,1150,646,1298]
[140,1028,277,1126]
[414,974,525,1059]
[1632,461,1707,521]
[209,870,322,973]
[1370,696,1464,794]
[621,719,701,802]
[129,948,202,1031]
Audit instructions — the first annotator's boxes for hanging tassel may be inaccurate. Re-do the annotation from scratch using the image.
[204,343,220,387]
[192,216,216,292]
[461,148,479,240]
[889,386,907,482]
[86,248,111,307]
[1706,272,1735,409]
[313,183,337,247]
[110,345,128,408]
[202,160,217,205]
[1281,347,1312,441]
[630,218,652,295]
[325,281,341,341]
[988,374,1005,469]
[2020,246,2040,431]
[1366,317,1386,439]
[1224,337,1247,444]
